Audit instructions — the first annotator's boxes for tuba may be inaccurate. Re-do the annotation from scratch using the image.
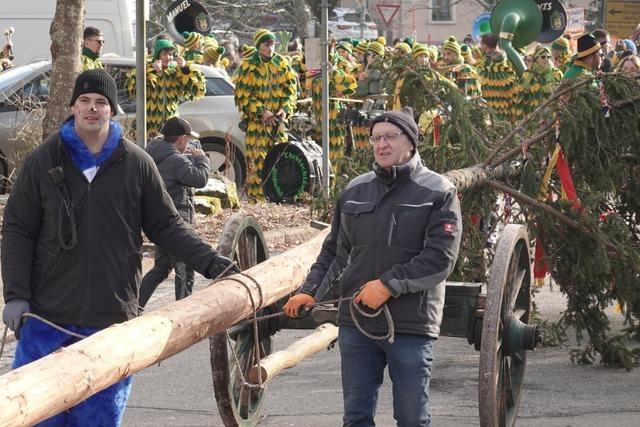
[165,0,212,46]
[490,0,567,75]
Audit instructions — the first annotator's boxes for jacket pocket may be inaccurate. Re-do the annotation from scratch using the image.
[389,202,433,250]
[341,200,375,215]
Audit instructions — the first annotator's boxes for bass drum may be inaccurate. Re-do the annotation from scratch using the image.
[261,140,328,203]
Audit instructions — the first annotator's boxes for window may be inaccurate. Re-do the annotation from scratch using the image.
[205,77,234,96]
[432,0,453,22]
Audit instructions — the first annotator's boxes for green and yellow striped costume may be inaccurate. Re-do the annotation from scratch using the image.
[439,62,482,99]
[183,49,204,64]
[126,62,205,138]
[311,67,357,174]
[477,50,518,123]
[515,52,563,120]
[234,51,298,200]
[81,47,103,71]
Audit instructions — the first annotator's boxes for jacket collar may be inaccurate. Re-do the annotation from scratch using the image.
[374,151,422,185]
[82,46,99,61]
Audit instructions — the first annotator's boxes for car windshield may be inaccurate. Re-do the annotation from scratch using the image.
[205,77,234,96]
[0,63,47,99]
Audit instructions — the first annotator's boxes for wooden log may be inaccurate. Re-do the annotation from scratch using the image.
[0,230,329,427]
[248,323,339,385]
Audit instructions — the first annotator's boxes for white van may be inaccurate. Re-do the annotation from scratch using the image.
[1,0,134,65]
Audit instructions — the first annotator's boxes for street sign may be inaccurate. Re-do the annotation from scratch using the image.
[376,3,400,26]
[605,0,640,38]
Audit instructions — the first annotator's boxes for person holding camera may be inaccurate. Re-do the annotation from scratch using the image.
[127,37,206,139]
[138,116,211,307]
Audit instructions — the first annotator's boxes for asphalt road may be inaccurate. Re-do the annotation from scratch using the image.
[121,277,640,427]
[2,268,639,426]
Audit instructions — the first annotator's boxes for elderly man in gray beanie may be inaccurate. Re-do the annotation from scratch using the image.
[284,107,462,426]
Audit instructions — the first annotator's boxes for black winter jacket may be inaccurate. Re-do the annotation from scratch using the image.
[301,153,462,337]
[1,131,219,327]
[146,138,210,222]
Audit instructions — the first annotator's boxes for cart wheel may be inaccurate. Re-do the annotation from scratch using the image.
[479,224,539,427]
[210,213,270,427]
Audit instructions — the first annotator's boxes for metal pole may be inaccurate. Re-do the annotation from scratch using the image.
[321,0,330,194]
[360,1,365,39]
[135,0,148,148]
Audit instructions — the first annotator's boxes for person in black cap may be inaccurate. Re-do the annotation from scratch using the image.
[1,70,236,424]
[138,117,211,307]
[563,33,602,80]
[283,107,462,426]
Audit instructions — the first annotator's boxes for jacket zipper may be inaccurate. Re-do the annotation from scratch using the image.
[387,212,396,247]
[81,181,92,326]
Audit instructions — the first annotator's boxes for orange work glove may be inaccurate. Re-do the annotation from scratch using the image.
[353,279,392,310]
[283,293,316,318]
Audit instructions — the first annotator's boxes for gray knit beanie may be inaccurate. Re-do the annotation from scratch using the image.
[370,107,419,148]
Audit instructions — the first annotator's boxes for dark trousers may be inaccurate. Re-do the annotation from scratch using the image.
[138,245,195,307]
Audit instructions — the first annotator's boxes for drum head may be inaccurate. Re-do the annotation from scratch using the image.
[262,143,315,203]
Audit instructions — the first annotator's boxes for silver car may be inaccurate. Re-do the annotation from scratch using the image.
[0,57,246,192]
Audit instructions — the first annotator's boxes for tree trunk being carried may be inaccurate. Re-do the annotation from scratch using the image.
[0,230,328,427]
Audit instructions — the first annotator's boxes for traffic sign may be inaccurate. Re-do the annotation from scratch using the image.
[605,1,640,38]
[376,3,400,26]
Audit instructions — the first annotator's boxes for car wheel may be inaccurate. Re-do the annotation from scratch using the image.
[201,140,245,190]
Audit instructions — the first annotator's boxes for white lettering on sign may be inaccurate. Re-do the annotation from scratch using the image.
[538,2,553,11]
[167,0,191,22]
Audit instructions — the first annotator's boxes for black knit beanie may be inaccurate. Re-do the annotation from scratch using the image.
[370,107,419,148]
[69,69,118,116]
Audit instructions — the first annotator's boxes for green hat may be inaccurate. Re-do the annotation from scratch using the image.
[204,46,226,64]
[254,28,276,47]
[153,38,176,61]
[203,36,218,49]
[182,31,201,49]
[336,41,352,55]
[533,45,551,60]
[412,43,429,60]
[354,40,368,55]
[395,42,411,55]
[551,36,571,52]
[403,36,415,47]
[460,44,471,61]
[367,41,385,56]
[442,36,461,57]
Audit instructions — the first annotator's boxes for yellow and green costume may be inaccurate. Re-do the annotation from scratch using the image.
[440,37,482,99]
[81,47,103,71]
[310,66,357,174]
[515,47,563,120]
[551,37,572,73]
[234,30,298,200]
[477,49,519,123]
[126,39,205,138]
[182,32,204,64]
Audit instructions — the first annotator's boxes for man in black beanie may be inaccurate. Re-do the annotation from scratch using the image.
[1,69,237,424]
[284,107,462,426]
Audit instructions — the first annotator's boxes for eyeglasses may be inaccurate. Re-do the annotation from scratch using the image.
[538,55,551,59]
[369,131,405,145]
[89,38,105,45]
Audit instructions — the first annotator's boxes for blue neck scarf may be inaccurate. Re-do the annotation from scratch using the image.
[60,119,122,172]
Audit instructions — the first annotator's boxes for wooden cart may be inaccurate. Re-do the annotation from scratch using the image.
[209,213,540,427]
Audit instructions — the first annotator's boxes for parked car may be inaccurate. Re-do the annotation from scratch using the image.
[328,7,378,40]
[0,57,246,192]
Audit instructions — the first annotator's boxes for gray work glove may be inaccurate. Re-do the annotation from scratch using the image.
[207,255,240,279]
[2,299,30,339]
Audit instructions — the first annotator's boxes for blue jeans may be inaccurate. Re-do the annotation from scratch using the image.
[338,325,435,427]
[13,318,133,426]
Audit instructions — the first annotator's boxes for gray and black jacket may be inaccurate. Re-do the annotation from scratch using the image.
[146,138,210,223]
[301,153,462,337]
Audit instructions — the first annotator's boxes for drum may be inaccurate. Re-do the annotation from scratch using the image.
[261,140,328,203]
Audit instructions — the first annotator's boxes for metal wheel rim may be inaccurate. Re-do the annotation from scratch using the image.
[210,214,270,427]
[479,224,532,427]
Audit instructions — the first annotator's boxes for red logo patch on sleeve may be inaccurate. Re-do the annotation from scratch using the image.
[444,223,455,233]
